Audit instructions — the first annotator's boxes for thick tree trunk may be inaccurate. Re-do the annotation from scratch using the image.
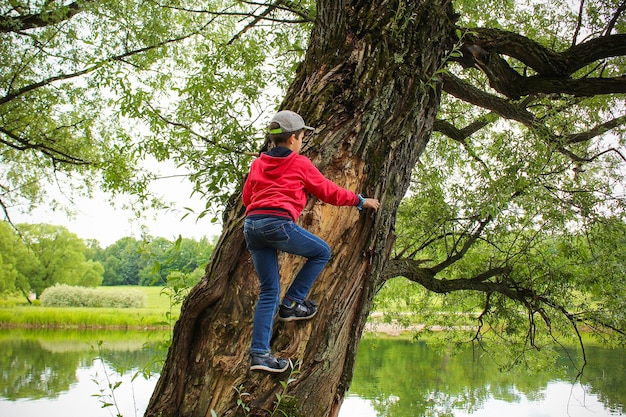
[144,1,455,416]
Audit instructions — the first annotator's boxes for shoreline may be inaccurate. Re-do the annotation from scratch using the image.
[0,322,171,331]
[0,320,420,335]
[365,322,476,336]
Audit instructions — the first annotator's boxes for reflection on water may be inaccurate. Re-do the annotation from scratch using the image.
[2,364,156,417]
[0,328,164,417]
[0,329,623,417]
[343,338,625,417]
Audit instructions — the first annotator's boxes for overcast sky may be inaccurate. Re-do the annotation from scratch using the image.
[11,172,224,247]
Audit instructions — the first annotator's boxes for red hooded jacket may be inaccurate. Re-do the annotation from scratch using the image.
[242,150,359,221]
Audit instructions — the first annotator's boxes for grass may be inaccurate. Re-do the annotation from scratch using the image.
[0,286,179,329]
[96,286,173,310]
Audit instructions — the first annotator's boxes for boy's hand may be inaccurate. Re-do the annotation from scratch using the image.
[362,198,380,211]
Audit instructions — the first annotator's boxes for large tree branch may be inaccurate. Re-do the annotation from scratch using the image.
[465,29,626,76]
[442,73,537,123]
[565,34,626,71]
[382,258,513,294]
[442,73,626,163]
[523,75,626,97]
[0,1,89,33]
[381,258,611,351]
[455,29,626,99]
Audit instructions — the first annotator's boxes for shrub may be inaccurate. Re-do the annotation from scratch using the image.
[40,284,146,308]
[0,299,16,308]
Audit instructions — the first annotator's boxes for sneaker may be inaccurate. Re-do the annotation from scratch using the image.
[278,299,318,322]
[250,353,290,373]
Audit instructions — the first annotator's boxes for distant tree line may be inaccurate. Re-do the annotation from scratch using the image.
[0,221,215,302]
[92,234,215,287]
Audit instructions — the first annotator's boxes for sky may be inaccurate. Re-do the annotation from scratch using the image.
[11,171,224,248]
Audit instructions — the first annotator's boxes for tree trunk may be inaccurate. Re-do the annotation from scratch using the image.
[144,1,455,416]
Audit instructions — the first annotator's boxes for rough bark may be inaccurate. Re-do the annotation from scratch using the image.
[144,1,455,416]
[454,30,626,99]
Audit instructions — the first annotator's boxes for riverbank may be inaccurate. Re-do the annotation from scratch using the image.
[0,286,177,330]
[0,305,176,330]
[0,306,464,336]
[0,287,467,335]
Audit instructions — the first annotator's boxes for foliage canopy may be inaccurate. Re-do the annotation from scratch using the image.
[0,222,104,297]
[1,0,311,219]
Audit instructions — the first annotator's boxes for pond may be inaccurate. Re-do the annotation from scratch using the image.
[0,328,623,417]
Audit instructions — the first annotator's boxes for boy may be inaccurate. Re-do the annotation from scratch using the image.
[242,110,379,373]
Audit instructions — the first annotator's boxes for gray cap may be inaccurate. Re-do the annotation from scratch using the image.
[269,110,315,134]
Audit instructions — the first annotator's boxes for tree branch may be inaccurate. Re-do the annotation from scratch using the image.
[433,113,496,142]
[442,73,537,124]
[442,73,626,163]
[384,258,569,350]
[564,115,626,144]
[0,1,84,33]
[227,0,286,45]
[433,115,496,169]
[605,0,626,36]
[0,27,207,106]
[523,75,626,97]
[382,258,512,294]
[466,29,626,76]
[0,196,13,226]
[430,215,493,274]
[159,1,313,25]
[0,126,91,166]
[383,257,625,348]
[460,28,567,76]
[455,29,626,99]
[572,0,585,47]
[239,0,315,22]
[145,104,258,157]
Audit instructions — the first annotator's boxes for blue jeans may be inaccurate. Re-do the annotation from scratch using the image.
[244,216,331,354]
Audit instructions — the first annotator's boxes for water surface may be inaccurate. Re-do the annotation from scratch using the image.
[0,329,622,417]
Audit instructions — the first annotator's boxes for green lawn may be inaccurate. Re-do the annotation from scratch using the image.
[0,286,180,329]
[96,285,174,309]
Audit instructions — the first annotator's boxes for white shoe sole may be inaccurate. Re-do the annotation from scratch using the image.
[250,359,292,373]
[277,310,317,322]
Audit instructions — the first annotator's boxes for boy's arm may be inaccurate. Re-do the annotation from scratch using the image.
[301,157,378,210]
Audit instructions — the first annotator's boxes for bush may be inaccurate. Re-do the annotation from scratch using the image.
[0,299,16,308]
[40,284,146,308]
